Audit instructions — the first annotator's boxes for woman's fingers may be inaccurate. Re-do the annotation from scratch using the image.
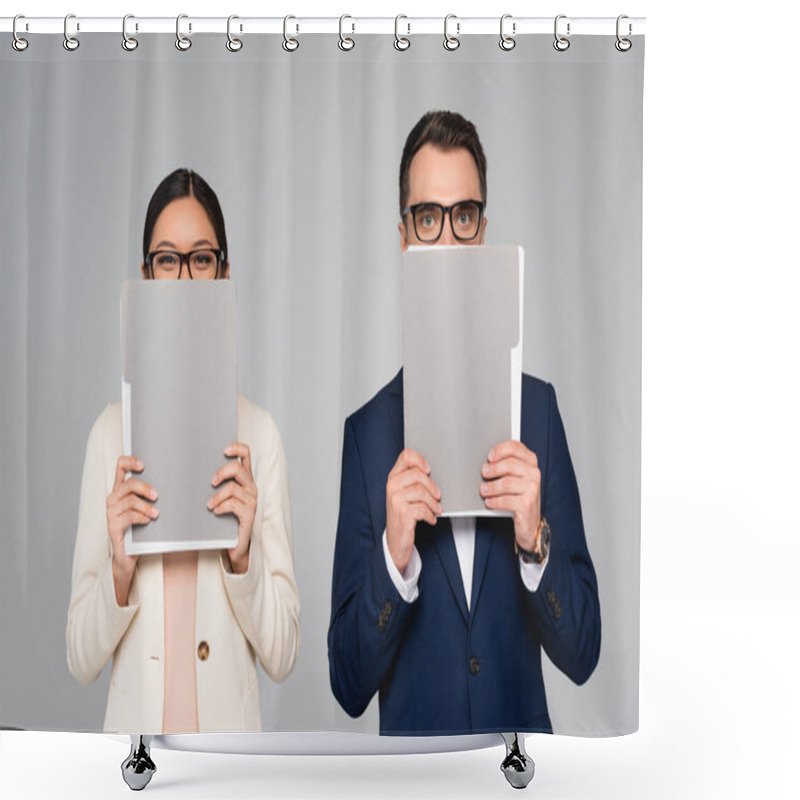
[113,455,143,491]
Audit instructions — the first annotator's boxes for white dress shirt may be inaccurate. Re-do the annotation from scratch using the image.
[383,516,548,608]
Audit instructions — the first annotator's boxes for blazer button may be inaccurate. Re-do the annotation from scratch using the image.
[197,641,210,661]
[378,600,392,632]
[469,656,480,675]
[547,590,562,621]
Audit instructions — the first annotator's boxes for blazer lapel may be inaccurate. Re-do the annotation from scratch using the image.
[388,368,404,454]
[432,517,470,625]
[470,516,497,614]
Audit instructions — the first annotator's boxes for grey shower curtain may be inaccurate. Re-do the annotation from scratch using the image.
[1,29,643,736]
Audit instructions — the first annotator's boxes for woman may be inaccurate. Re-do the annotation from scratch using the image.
[66,168,300,734]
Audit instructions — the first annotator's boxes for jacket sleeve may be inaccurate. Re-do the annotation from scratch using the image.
[221,410,300,683]
[66,406,139,686]
[524,383,601,685]
[327,416,415,718]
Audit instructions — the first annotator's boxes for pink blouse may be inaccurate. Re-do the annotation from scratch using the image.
[161,551,199,734]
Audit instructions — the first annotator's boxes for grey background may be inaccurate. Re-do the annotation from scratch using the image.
[0,33,643,735]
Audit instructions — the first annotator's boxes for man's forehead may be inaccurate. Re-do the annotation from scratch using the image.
[407,144,482,203]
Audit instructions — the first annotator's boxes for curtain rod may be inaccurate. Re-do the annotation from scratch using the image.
[0,16,646,36]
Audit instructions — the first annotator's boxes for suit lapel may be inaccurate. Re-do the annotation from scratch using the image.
[432,517,470,625]
[470,516,497,615]
[394,367,468,624]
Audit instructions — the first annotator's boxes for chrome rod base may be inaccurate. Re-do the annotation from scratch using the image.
[121,735,156,791]
[500,733,535,789]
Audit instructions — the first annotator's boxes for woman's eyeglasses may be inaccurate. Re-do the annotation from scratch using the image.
[145,249,225,279]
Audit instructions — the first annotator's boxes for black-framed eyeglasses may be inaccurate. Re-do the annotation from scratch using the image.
[402,200,485,243]
[145,249,225,279]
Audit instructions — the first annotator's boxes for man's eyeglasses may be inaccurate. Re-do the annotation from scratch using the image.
[145,249,225,279]
[402,200,484,243]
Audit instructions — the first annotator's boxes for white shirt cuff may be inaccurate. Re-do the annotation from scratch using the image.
[382,531,421,603]
[519,550,549,593]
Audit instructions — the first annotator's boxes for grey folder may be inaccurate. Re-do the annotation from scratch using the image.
[120,280,239,554]
[403,245,523,517]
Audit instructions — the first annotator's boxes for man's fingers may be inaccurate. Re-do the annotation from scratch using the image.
[389,467,441,499]
[398,485,442,517]
[480,475,532,498]
[481,456,537,481]
[389,448,430,480]
[114,456,143,490]
[487,440,538,467]
[410,502,438,527]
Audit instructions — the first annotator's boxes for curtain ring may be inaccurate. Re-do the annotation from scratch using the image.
[339,14,355,51]
[443,14,460,51]
[227,15,243,52]
[615,15,632,52]
[63,13,80,51]
[553,14,570,52]
[282,15,299,52]
[12,15,29,52]
[122,14,138,51]
[394,14,410,51]
[175,14,191,51]
[499,14,516,51]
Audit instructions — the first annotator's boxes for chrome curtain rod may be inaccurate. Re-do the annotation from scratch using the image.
[1,15,646,36]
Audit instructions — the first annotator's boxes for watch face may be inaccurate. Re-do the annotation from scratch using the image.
[539,520,551,559]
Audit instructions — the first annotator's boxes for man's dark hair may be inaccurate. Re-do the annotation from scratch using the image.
[142,168,228,266]
[398,110,487,217]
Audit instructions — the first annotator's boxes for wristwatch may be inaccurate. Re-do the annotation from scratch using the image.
[516,518,550,565]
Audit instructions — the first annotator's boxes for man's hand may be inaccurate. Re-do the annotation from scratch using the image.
[386,449,442,574]
[480,440,542,554]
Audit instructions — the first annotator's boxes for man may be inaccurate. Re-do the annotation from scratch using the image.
[328,110,600,735]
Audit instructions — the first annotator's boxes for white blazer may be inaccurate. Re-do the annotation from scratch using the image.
[66,394,300,733]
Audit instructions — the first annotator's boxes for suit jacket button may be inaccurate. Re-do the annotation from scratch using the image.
[197,640,210,661]
[469,656,480,675]
[547,590,562,620]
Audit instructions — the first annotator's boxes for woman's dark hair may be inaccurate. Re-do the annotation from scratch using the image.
[398,110,487,216]
[142,168,228,267]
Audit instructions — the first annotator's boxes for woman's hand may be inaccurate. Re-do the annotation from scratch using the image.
[209,442,258,574]
[106,455,158,606]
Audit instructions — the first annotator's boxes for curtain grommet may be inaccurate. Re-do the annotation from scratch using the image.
[338,14,355,51]
[615,15,632,52]
[63,14,80,51]
[443,14,460,51]
[394,15,410,51]
[121,14,138,51]
[553,14,570,52]
[12,15,29,52]
[282,15,299,52]
[499,14,516,51]
[175,14,192,51]
[226,15,243,52]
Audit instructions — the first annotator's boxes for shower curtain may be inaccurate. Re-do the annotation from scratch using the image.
[0,22,643,738]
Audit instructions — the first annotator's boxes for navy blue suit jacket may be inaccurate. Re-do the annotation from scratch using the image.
[328,369,600,735]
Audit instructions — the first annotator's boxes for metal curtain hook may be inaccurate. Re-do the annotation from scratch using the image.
[443,14,460,51]
[122,14,138,51]
[176,14,191,51]
[63,13,80,51]
[615,14,632,51]
[12,14,29,52]
[227,15,243,51]
[553,14,570,52]
[499,14,516,51]
[394,14,410,51]
[339,14,355,51]
[283,15,299,52]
